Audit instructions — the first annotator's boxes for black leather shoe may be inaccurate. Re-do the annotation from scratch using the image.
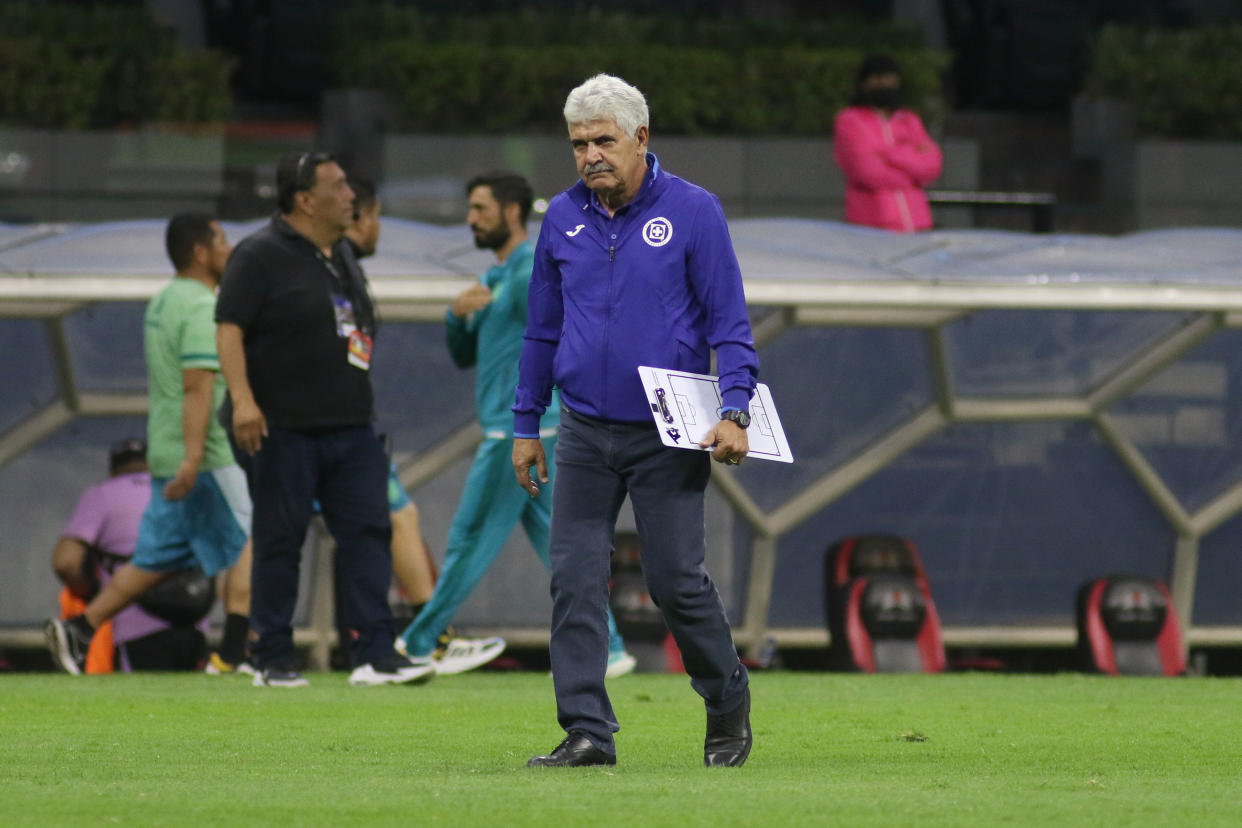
[704,687,752,767]
[527,733,617,768]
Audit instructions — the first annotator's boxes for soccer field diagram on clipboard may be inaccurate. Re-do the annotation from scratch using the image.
[638,366,794,463]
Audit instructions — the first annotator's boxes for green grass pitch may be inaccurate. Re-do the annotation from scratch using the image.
[3,670,1239,826]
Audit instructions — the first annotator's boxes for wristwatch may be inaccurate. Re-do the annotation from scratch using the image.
[721,409,750,429]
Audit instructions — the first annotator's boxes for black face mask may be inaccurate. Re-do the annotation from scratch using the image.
[857,88,902,110]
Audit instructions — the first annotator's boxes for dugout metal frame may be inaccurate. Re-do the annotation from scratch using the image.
[5,273,1242,665]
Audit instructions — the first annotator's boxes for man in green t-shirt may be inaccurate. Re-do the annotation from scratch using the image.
[46,214,253,675]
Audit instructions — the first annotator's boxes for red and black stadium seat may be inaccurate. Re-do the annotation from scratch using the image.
[824,534,945,673]
[1076,575,1185,676]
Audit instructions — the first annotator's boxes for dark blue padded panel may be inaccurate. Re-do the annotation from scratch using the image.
[63,302,146,393]
[1195,514,1242,625]
[745,324,932,512]
[369,321,476,456]
[766,420,1173,627]
[1106,329,1242,513]
[0,319,59,434]
[944,309,1187,397]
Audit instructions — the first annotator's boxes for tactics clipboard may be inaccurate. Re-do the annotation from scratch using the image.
[638,366,794,463]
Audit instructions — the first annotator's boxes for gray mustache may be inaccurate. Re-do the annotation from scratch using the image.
[584,162,614,174]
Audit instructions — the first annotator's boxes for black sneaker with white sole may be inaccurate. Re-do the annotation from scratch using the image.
[45,616,93,675]
[349,652,435,686]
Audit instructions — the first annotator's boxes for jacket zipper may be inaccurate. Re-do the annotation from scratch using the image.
[604,241,616,411]
[895,190,914,232]
[881,115,916,232]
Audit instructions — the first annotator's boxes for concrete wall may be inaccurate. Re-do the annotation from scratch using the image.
[1136,141,1242,229]
[381,133,980,225]
[1072,98,1242,231]
[0,127,224,223]
[10,119,1242,233]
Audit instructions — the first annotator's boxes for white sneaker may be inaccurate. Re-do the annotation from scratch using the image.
[606,650,638,678]
[252,667,310,688]
[204,652,257,676]
[349,653,435,686]
[433,636,506,675]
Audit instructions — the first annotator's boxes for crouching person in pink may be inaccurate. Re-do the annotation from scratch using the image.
[833,54,942,232]
[52,438,211,672]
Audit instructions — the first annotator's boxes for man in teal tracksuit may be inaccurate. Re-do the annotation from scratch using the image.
[398,171,634,676]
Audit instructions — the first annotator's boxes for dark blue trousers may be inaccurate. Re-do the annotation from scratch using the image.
[549,408,749,752]
[249,425,395,668]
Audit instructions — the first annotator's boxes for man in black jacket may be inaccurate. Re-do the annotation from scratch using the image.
[215,152,431,688]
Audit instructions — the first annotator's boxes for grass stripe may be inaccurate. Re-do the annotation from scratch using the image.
[2,672,1239,826]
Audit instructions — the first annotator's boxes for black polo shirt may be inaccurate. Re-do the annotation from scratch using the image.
[216,216,378,430]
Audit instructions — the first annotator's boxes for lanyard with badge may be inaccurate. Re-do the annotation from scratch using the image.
[317,250,373,371]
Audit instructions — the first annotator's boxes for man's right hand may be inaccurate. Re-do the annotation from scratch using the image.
[163,457,201,501]
[512,437,548,498]
[452,283,494,318]
[233,396,268,455]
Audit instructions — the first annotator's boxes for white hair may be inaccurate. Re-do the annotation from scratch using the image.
[563,74,650,138]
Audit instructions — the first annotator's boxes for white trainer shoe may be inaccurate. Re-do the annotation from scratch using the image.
[204,652,257,676]
[606,650,638,678]
[433,636,506,675]
[348,653,435,686]
[252,667,310,688]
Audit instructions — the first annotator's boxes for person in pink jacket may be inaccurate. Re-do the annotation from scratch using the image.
[833,54,943,232]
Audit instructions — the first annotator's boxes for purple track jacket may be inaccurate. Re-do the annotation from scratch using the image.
[514,153,758,436]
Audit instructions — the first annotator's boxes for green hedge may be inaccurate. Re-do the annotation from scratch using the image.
[336,8,928,52]
[336,10,947,135]
[0,4,233,129]
[1083,24,1242,140]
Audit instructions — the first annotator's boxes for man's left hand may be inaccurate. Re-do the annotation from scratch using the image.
[162,459,199,501]
[699,419,748,466]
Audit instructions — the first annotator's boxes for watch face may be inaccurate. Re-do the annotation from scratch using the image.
[725,410,750,428]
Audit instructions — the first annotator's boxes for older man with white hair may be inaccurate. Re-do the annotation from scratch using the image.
[514,74,758,768]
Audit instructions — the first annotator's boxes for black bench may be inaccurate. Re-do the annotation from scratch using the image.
[927,188,1057,233]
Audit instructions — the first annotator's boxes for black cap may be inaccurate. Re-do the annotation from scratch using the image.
[108,437,147,473]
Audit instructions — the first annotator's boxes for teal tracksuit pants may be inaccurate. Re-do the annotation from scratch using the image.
[399,433,625,657]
